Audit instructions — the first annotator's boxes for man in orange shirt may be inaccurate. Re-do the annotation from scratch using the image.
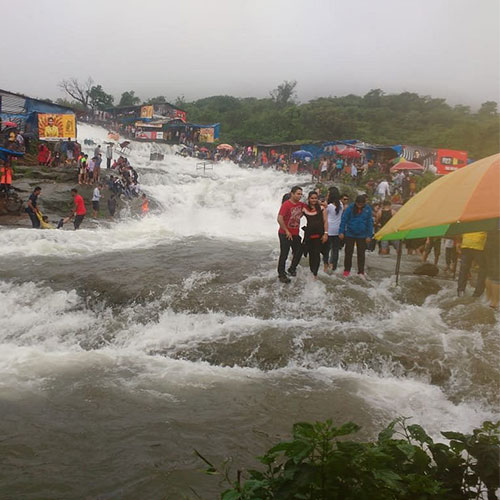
[70,188,86,230]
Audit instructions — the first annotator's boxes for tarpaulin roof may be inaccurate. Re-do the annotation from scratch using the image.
[322,140,359,146]
[24,99,74,115]
[0,88,75,112]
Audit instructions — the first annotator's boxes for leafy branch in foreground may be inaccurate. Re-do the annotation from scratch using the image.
[195,419,499,500]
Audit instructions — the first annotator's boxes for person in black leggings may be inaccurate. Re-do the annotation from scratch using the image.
[303,191,328,278]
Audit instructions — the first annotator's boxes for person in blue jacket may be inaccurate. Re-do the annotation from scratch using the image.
[339,194,373,277]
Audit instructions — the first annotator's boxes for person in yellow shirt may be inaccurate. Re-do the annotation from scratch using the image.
[457,232,487,297]
[44,117,59,138]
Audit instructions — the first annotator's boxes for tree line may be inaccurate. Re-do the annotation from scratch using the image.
[57,78,499,159]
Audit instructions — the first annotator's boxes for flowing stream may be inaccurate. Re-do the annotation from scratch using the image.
[0,124,498,499]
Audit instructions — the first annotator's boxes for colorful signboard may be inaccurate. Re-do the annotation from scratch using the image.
[135,130,163,140]
[174,109,186,121]
[199,127,215,143]
[435,149,468,175]
[38,114,76,140]
[140,106,154,119]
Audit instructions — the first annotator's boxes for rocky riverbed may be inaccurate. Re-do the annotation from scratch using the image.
[0,165,140,228]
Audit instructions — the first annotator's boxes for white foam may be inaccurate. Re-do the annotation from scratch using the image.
[0,124,309,257]
[0,278,496,439]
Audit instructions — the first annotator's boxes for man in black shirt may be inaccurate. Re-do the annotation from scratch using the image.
[26,186,41,228]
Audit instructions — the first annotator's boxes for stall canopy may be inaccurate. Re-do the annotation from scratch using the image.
[375,153,500,241]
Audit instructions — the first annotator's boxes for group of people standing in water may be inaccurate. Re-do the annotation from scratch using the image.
[277,185,373,283]
[275,185,499,309]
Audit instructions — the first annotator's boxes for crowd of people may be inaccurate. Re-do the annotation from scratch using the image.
[178,144,430,205]
[37,138,81,167]
[276,184,500,308]
[9,126,497,309]
[25,140,149,230]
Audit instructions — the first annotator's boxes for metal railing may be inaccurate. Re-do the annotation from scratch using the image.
[196,161,214,172]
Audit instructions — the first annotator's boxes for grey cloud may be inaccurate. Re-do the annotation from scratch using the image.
[2,0,498,107]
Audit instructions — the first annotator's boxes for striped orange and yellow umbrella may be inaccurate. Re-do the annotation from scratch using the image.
[376,153,500,241]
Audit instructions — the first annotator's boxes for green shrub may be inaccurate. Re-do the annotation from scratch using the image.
[196,419,499,500]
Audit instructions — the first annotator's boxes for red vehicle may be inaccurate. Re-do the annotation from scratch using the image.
[435,148,468,175]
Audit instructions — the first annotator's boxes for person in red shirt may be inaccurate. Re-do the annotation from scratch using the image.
[70,188,86,230]
[277,185,305,283]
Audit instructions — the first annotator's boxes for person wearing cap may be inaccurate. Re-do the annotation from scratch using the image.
[339,194,373,278]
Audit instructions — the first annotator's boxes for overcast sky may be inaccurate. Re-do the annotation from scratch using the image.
[2,0,499,108]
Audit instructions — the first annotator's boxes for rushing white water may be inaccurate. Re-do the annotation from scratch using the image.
[0,124,298,257]
[0,124,497,497]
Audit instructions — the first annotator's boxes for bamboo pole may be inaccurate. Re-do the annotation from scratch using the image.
[395,240,403,285]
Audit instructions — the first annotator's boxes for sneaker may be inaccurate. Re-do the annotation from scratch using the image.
[279,275,291,284]
[358,272,367,280]
[287,268,297,277]
[343,271,350,277]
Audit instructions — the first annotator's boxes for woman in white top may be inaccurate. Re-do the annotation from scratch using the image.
[323,186,344,272]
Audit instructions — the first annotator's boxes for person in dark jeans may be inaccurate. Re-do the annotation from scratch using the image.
[457,232,488,297]
[278,233,303,281]
[70,188,87,230]
[343,237,367,275]
[25,186,42,228]
[323,187,344,272]
[303,191,328,278]
[339,195,374,278]
[277,186,305,283]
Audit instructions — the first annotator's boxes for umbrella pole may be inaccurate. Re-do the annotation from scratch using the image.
[395,240,403,285]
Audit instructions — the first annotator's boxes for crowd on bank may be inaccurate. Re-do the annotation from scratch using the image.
[24,140,149,230]
[178,144,430,204]
[37,138,81,168]
[276,185,500,308]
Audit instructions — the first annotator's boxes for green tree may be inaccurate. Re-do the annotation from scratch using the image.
[88,85,114,110]
[270,80,298,107]
[175,95,186,108]
[363,88,385,107]
[118,90,141,107]
[478,101,498,116]
[179,90,499,157]
[55,98,86,111]
[146,95,167,105]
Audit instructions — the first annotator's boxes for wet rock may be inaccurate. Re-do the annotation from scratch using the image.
[413,263,439,277]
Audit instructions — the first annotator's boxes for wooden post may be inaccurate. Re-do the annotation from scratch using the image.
[395,240,403,285]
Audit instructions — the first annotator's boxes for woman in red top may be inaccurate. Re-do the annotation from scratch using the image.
[38,143,50,166]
